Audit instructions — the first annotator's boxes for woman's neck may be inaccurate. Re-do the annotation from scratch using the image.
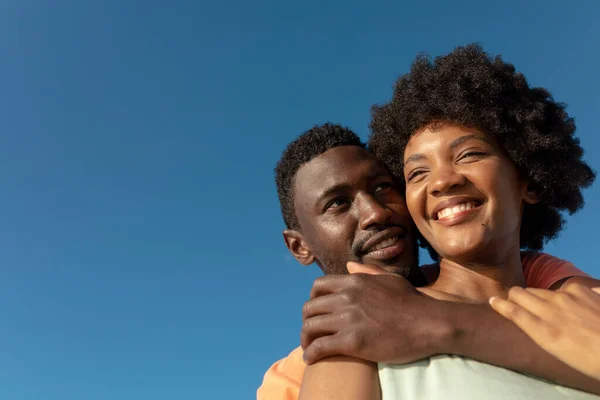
[428,249,526,303]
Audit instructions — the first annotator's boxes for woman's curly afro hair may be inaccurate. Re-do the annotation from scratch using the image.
[368,44,595,254]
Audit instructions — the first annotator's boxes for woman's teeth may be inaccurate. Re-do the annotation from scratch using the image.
[437,202,479,220]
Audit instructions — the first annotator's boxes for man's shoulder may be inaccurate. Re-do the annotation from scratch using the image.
[257,346,305,400]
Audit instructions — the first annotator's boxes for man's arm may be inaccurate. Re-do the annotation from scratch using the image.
[301,266,600,394]
[490,284,600,382]
[442,299,600,393]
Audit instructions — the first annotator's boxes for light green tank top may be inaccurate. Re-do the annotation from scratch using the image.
[378,355,599,399]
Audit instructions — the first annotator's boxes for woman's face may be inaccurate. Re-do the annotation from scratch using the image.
[403,123,538,262]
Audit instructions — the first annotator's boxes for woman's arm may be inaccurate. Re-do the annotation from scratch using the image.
[298,356,380,400]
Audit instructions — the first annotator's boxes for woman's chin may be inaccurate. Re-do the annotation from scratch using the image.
[430,239,487,262]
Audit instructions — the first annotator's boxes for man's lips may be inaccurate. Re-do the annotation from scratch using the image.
[360,226,406,260]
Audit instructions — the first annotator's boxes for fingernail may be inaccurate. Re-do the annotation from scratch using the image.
[346,262,358,273]
[489,296,497,305]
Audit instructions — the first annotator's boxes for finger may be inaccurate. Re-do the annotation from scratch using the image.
[302,293,347,320]
[489,297,545,337]
[593,287,600,295]
[523,288,556,301]
[303,332,363,364]
[489,296,511,315]
[347,262,390,276]
[505,286,552,319]
[490,297,561,356]
[300,312,351,349]
[562,284,600,312]
[309,275,354,299]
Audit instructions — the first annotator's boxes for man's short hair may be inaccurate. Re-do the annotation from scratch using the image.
[275,123,366,229]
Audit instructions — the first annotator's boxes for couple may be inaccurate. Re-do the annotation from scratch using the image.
[258,45,600,398]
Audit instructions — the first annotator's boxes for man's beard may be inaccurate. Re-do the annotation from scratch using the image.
[348,226,414,278]
[313,226,421,281]
[316,250,412,279]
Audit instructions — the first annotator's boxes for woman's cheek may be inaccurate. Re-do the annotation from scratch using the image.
[405,190,423,224]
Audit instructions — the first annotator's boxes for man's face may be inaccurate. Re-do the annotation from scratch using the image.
[285,146,418,278]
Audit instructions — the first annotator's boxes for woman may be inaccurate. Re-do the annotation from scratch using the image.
[299,44,598,399]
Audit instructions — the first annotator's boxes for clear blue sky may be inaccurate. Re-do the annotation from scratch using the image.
[0,0,599,398]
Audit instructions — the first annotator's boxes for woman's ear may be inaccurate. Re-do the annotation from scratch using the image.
[522,182,541,205]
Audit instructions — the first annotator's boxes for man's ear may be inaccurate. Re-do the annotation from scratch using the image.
[522,182,541,205]
[283,229,315,266]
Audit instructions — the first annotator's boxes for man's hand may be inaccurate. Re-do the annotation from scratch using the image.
[490,284,600,381]
[301,262,453,365]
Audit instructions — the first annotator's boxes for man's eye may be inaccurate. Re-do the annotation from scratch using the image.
[326,198,350,210]
[374,182,393,192]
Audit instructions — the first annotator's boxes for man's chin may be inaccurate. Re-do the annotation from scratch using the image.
[361,254,414,278]
[362,260,412,277]
[381,265,411,277]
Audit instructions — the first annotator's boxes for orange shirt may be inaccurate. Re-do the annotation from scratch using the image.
[256,252,590,400]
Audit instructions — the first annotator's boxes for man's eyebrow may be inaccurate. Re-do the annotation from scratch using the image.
[316,184,350,205]
[315,170,389,204]
[449,133,492,149]
[404,133,492,167]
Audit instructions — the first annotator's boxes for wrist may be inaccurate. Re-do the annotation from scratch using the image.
[427,300,471,356]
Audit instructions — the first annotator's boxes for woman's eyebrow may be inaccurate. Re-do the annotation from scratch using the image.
[405,133,492,167]
[404,153,425,167]
[449,133,492,150]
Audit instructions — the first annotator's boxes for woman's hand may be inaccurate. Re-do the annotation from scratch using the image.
[490,284,600,381]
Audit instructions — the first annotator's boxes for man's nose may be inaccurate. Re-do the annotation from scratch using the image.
[357,193,392,230]
[428,165,466,196]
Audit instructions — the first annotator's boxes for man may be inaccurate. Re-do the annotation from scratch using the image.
[257,123,600,399]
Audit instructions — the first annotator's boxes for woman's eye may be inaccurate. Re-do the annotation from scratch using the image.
[407,170,426,182]
[459,151,487,161]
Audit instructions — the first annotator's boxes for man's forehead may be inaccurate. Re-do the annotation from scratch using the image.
[294,146,388,199]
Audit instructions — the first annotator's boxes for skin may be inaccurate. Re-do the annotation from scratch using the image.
[284,145,425,284]
[298,127,600,399]
[491,284,600,381]
[402,124,539,301]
